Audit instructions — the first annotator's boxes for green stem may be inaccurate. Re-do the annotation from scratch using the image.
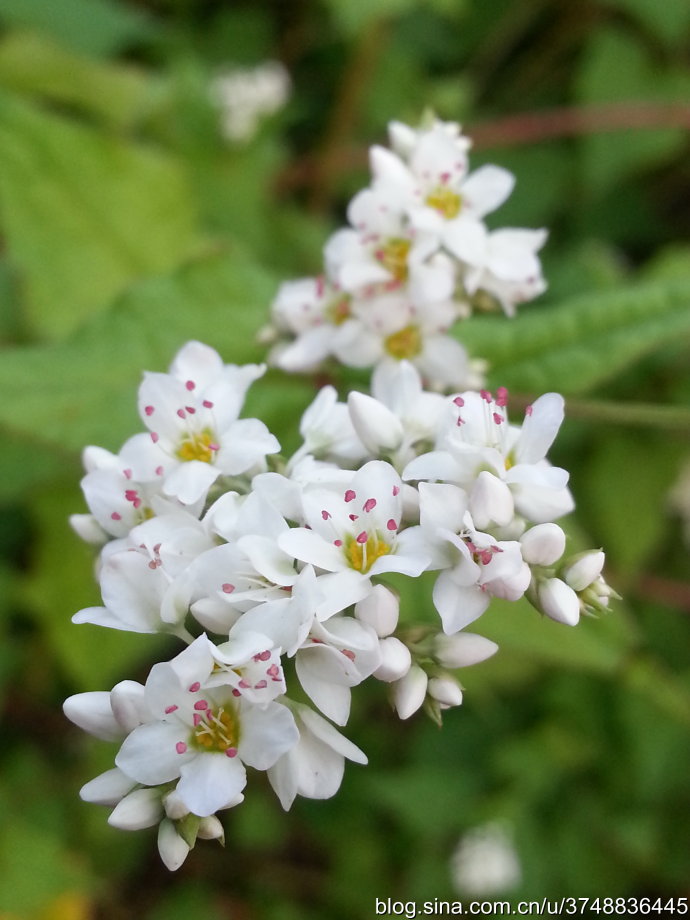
[510,394,690,433]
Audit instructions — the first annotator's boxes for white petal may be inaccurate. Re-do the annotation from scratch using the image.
[433,573,490,634]
[158,818,190,871]
[108,788,163,830]
[80,768,137,805]
[177,752,247,817]
[238,701,299,770]
[63,692,122,741]
[116,721,190,785]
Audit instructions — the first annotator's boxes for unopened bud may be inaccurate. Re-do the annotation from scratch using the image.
[347,391,404,455]
[562,550,605,592]
[393,665,428,720]
[519,523,566,566]
[373,637,412,682]
[428,675,463,709]
[108,788,163,830]
[198,816,225,842]
[158,818,190,871]
[538,577,580,626]
[432,632,499,669]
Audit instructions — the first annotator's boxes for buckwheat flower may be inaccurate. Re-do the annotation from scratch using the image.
[332,290,472,391]
[405,388,574,524]
[392,664,428,719]
[325,185,454,305]
[268,702,368,810]
[267,276,351,372]
[137,341,280,504]
[462,228,548,317]
[279,461,430,609]
[210,60,291,144]
[537,576,580,626]
[115,636,299,817]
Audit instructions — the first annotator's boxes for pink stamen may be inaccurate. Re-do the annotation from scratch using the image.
[392,485,400,497]
[176,408,186,419]
[232,688,241,697]
[496,386,509,407]
[453,396,465,407]
[222,583,235,594]
[144,405,154,416]
[525,405,533,416]
[456,416,465,427]
[111,512,121,521]
[203,399,214,409]
[193,713,202,726]
[193,700,209,711]
[123,468,132,479]
[185,406,196,414]
[150,432,159,443]
[185,380,195,391]
[349,513,358,522]
[493,412,504,425]
[176,742,187,754]
[254,680,267,690]
[225,747,238,758]
[363,498,377,512]
[258,650,271,661]
[238,679,250,689]
[334,539,343,547]
[356,531,368,544]
[480,389,492,403]
[188,681,201,693]
[344,489,356,503]
[387,519,397,531]
[321,510,331,520]
[341,649,356,661]
[165,705,178,714]
[155,465,164,476]
[267,664,280,679]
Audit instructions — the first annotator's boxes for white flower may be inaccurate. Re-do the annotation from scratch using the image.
[392,664,428,719]
[279,461,430,608]
[463,228,547,317]
[405,388,574,524]
[432,632,499,669]
[115,636,299,817]
[210,60,290,144]
[519,523,566,566]
[137,341,280,504]
[267,702,367,810]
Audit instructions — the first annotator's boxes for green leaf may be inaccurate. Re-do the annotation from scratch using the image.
[0,250,280,454]
[0,31,156,129]
[603,0,690,48]
[580,430,686,576]
[458,279,690,394]
[0,0,153,56]
[0,91,197,340]
[576,28,690,195]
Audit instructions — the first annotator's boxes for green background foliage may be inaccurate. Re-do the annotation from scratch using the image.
[0,1,689,917]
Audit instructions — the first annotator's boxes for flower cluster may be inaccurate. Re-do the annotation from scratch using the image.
[65,339,613,869]
[264,116,547,389]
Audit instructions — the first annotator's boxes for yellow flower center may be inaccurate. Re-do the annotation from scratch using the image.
[375,238,411,283]
[426,187,462,219]
[191,705,239,754]
[326,292,352,326]
[177,429,217,463]
[385,324,423,360]
[344,531,391,574]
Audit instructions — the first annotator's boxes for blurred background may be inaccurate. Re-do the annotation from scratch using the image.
[1,0,690,917]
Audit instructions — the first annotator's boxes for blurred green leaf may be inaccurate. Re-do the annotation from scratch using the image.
[0,0,153,56]
[0,250,279,453]
[576,28,690,195]
[580,430,686,575]
[604,0,690,48]
[0,31,157,129]
[459,279,690,394]
[0,91,197,339]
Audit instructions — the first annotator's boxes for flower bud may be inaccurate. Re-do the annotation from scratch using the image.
[432,632,499,669]
[69,513,108,545]
[108,788,163,830]
[393,665,428,720]
[519,523,566,566]
[163,790,190,821]
[373,637,412,682]
[198,816,225,842]
[470,471,514,529]
[158,818,190,871]
[428,675,463,709]
[562,550,605,592]
[80,768,136,806]
[538,577,580,626]
[347,391,404,455]
[355,584,399,636]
